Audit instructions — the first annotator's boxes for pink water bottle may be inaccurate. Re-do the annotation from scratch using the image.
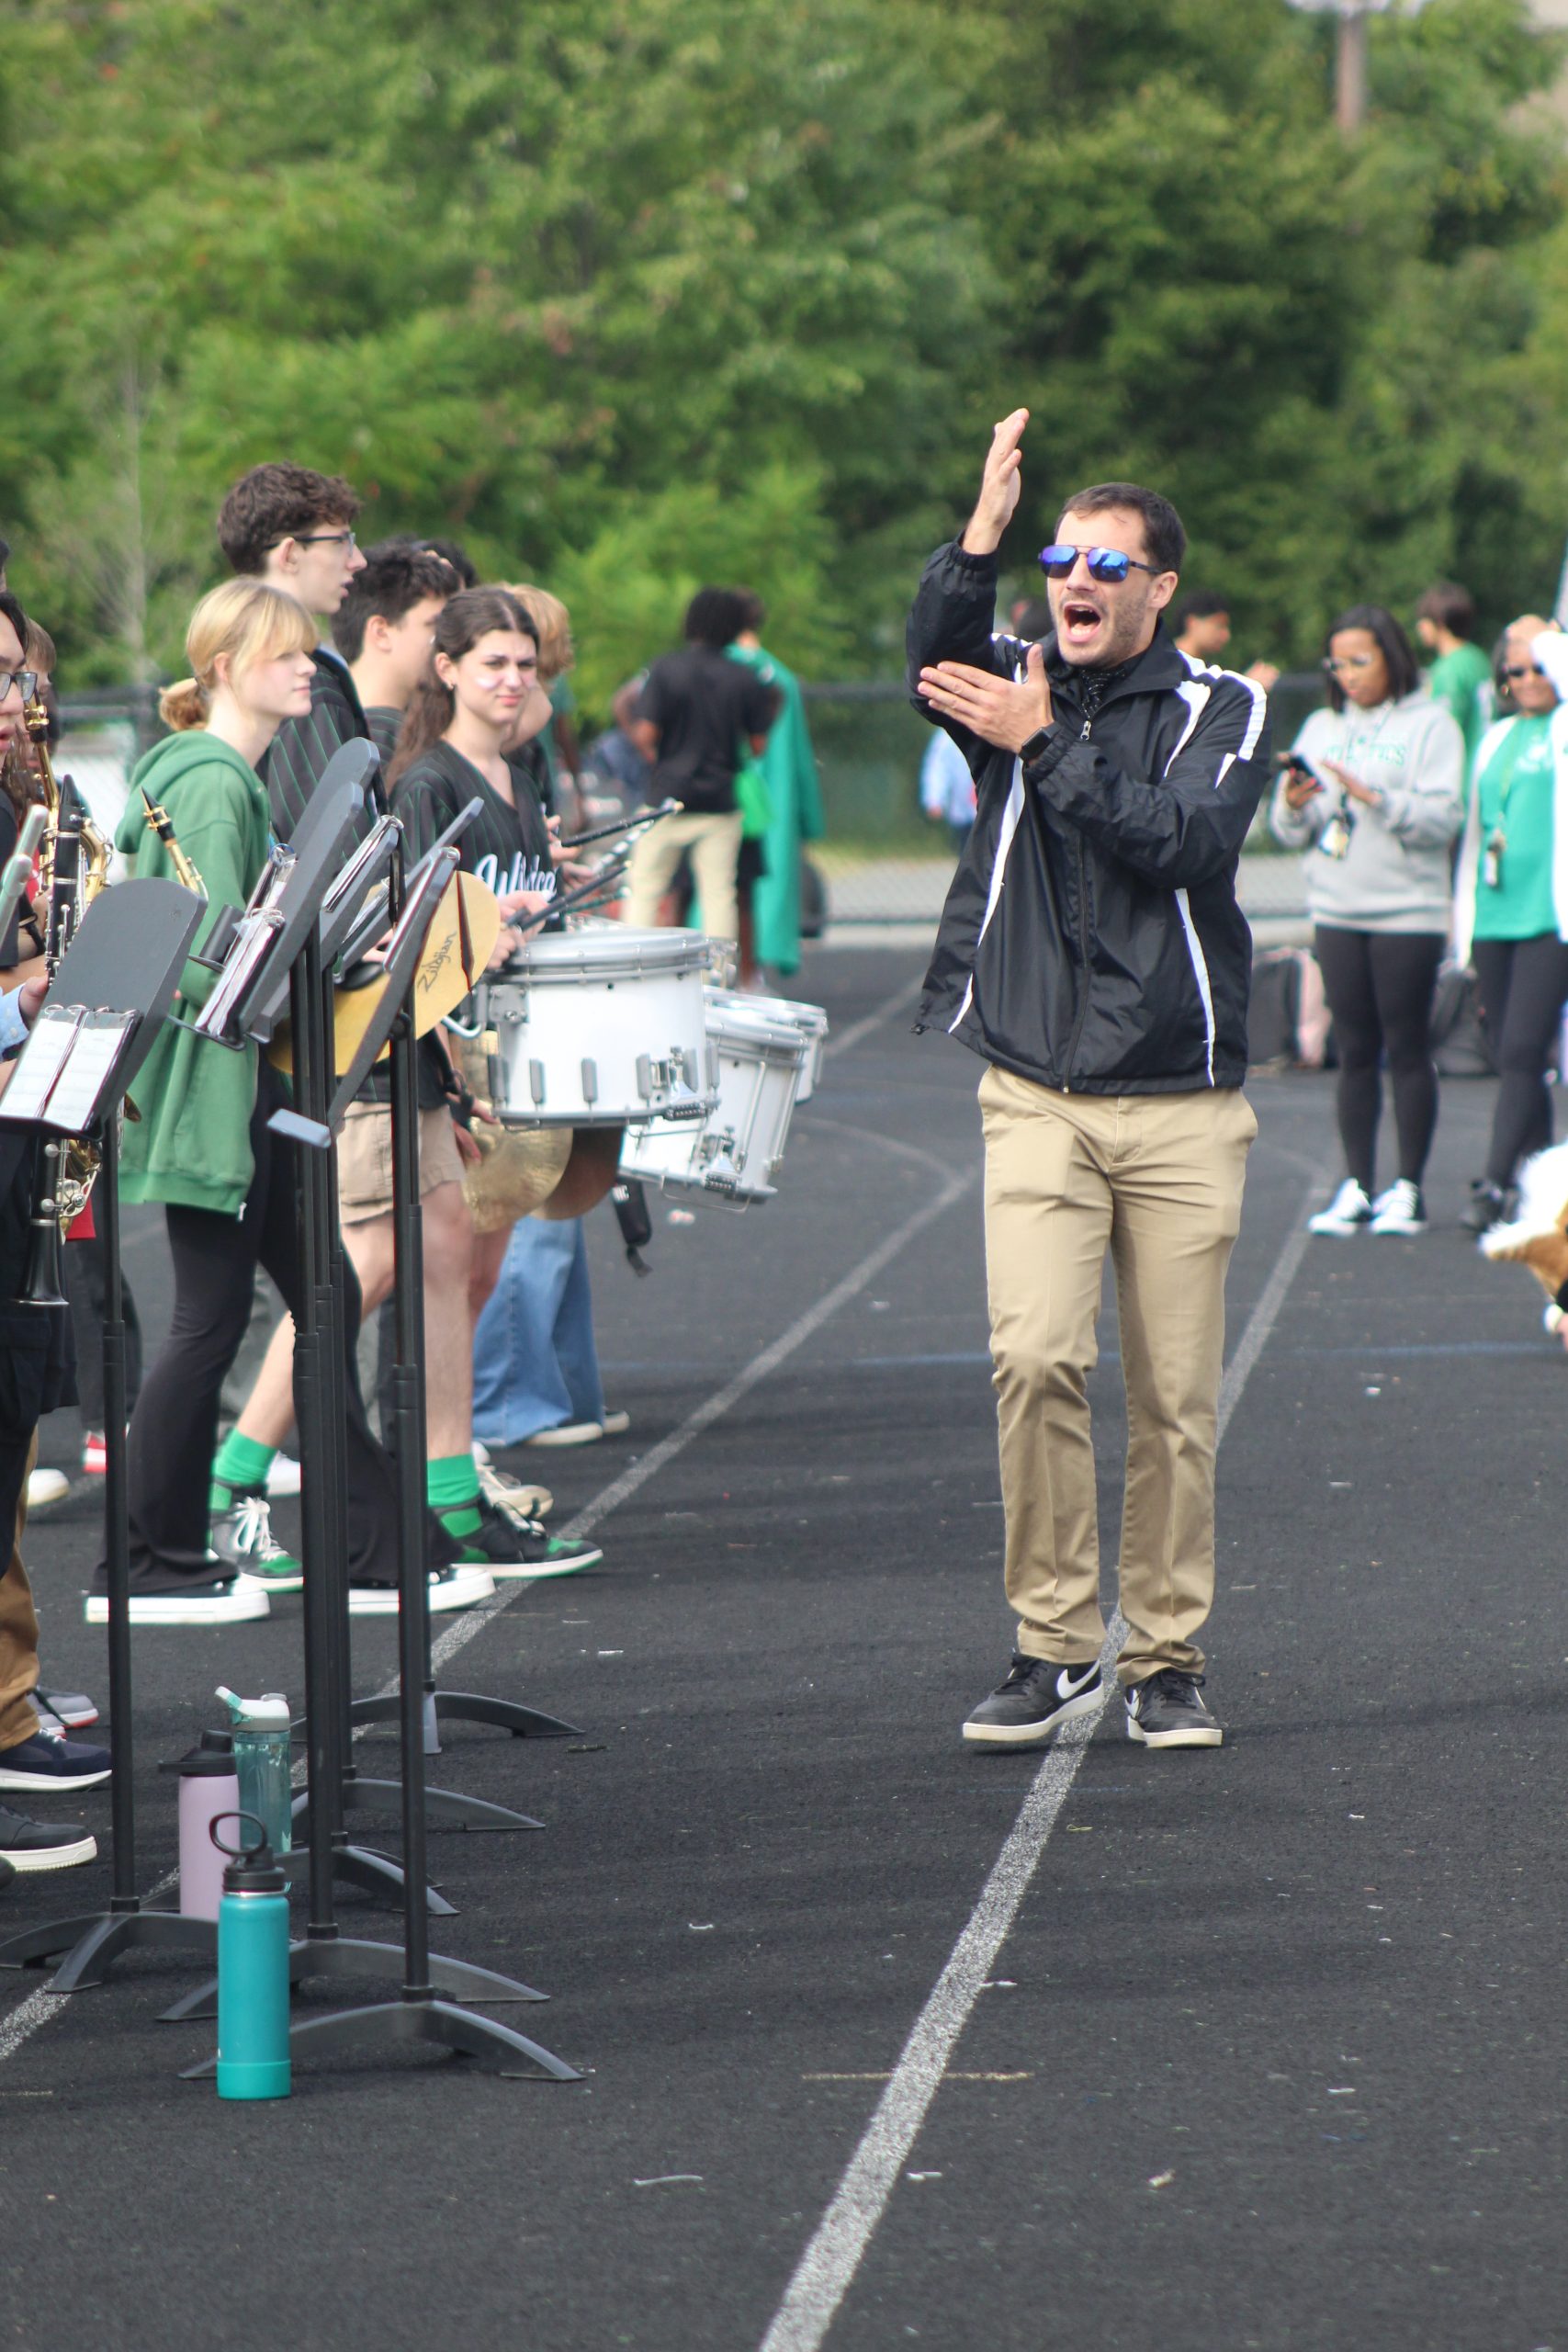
[169,1733,240,1921]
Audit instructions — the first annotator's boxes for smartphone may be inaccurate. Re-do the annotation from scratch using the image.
[1280,752,1320,786]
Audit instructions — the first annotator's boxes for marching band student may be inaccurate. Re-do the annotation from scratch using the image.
[208,514,580,1577]
[216,462,367,835]
[96,579,492,1623]
[376,586,604,1575]
[0,592,108,1870]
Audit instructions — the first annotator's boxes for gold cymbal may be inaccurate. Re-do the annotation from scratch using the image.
[268,872,501,1077]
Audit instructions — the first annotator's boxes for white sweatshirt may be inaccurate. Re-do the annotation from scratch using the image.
[1269,691,1464,933]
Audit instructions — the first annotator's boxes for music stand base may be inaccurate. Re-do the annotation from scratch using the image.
[180,1995,579,2082]
[282,1842,456,1917]
[349,1690,582,1740]
[306,1774,543,1833]
[0,1906,216,1991]
[158,1934,547,2023]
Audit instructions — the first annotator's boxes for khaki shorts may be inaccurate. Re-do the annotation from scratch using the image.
[337,1102,465,1225]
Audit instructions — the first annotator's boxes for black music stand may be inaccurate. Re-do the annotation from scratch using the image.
[164,786,547,2030]
[180,846,573,2075]
[0,879,209,1987]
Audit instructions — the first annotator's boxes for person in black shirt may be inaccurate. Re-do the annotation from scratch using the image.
[216,461,369,839]
[624,588,777,944]
[387,588,604,1578]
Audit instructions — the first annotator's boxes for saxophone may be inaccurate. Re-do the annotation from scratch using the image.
[17,693,114,1301]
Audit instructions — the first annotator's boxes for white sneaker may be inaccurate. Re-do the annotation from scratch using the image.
[265,1452,302,1498]
[27,1467,69,1510]
[522,1420,604,1448]
[1308,1179,1372,1236]
[347,1564,496,1618]
[598,1408,630,1438]
[1369,1179,1427,1236]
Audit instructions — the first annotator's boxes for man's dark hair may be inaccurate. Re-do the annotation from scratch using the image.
[217,462,360,574]
[735,589,767,634]
[0,588,26,650]
[1415,579,1477,640]
[1171,590,1229,633]
[684,587,748,650]
[378,532,478,590]
[333,542,457,662]
[1055,481,1186,576]
[1322,605,1420,713]
[1012,598,1054,640]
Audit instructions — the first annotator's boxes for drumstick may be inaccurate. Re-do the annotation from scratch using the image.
[558,797,683,851]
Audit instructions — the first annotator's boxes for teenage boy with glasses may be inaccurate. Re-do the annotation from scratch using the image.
[911,408,1271,1753]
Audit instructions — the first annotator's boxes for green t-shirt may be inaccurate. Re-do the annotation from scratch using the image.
[1428,641,1493,767]
[1472,713,1557,941]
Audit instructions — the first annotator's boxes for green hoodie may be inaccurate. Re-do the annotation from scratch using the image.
[114,730,273,1215]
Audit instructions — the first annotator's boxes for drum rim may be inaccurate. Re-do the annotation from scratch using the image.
[497,928,714,981]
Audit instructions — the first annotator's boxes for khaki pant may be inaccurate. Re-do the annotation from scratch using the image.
[624,808,744,944]
[0,1432,40,1749]
[979,1066,1256,1685]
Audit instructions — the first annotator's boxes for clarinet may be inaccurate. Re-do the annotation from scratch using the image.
[17,695,82,1308]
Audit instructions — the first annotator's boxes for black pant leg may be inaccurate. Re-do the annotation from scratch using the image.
[1314,926,1382,1193]
[1367,933,1445,1185]
[1480,933,1568,1185]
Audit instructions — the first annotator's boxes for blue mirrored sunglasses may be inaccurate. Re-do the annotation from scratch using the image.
[1038,542,1159,583]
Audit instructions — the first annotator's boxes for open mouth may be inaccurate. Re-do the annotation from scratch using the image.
[1060,598,1105,649]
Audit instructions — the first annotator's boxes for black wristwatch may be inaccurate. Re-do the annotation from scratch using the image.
[1019,728,1053,766]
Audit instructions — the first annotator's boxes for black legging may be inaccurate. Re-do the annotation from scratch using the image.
[1470,933,1568,1188]
[124,1062,400,1582]
[1313,926,1446,1193]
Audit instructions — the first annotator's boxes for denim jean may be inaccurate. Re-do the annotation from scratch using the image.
[471,1216,606,1445]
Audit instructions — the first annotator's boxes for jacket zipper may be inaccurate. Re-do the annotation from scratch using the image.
[1061,713,1094,1091]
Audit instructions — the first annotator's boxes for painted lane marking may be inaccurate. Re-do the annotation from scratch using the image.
[754,1178,1322,2352]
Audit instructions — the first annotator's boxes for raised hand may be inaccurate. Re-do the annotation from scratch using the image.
[961,408,1029,557]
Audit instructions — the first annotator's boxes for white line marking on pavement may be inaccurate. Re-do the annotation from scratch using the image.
[425,1159,976,1679]
[0,1988,65,2062]
[820,977,922,1064]
[754,1176,1322,2352]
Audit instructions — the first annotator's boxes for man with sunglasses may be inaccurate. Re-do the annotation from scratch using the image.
[910,408,1270,1753]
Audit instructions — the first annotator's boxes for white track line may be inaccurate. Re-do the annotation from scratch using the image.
[755,1176,1322,2352]
[819,977,922,1065]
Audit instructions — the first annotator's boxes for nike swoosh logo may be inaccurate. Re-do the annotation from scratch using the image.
[1055,1666,1098,1700]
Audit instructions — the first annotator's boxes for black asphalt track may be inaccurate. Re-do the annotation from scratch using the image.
[2,944,1564,2352]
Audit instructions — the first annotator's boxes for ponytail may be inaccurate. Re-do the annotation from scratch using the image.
[159,677,211,732]
[386,673,455,790]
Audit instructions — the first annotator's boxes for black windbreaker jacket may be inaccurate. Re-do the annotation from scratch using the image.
[910,540,1271,1095]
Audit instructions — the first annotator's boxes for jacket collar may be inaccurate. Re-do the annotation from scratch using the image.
[1043,619,1187,708]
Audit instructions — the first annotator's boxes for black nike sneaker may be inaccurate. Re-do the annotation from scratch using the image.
[962,1655,1105,1747]
[1124,1668,1223,1748]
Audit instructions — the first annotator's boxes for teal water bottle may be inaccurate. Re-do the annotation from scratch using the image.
[216,1688,293,1855]
[212,1812,292,2102]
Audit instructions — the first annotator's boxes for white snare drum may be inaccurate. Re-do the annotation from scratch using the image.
[705,989,829,1102]
[620,998,809,1207]
[476,923,713,1126]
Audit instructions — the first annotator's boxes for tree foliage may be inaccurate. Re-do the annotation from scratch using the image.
[0,0,1564,696]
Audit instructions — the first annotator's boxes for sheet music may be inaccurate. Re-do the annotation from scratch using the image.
[42,1010,136,1132]
[1,1006,84,1122]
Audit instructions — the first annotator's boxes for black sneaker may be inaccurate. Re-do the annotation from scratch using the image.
[0,1854,14,1892]
[0,1732,112,1792]
[85,1566,271,1626]
[347,1563,496,1618]
[1124,1669,1224,1748]
[0,1804,96,1871]
[209,1493,303,1593]
[459,1495,604,1581]
[962,1655,1105,1747]
[1462,1180,1513,1235]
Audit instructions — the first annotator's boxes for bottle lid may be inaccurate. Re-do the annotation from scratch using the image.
[216,1686,291,1731]
[160,1728,237,1777]
[211,1811,287,1893]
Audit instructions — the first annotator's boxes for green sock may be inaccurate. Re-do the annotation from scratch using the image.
[428,1453,483,1544]
[210,1431,277,1512]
